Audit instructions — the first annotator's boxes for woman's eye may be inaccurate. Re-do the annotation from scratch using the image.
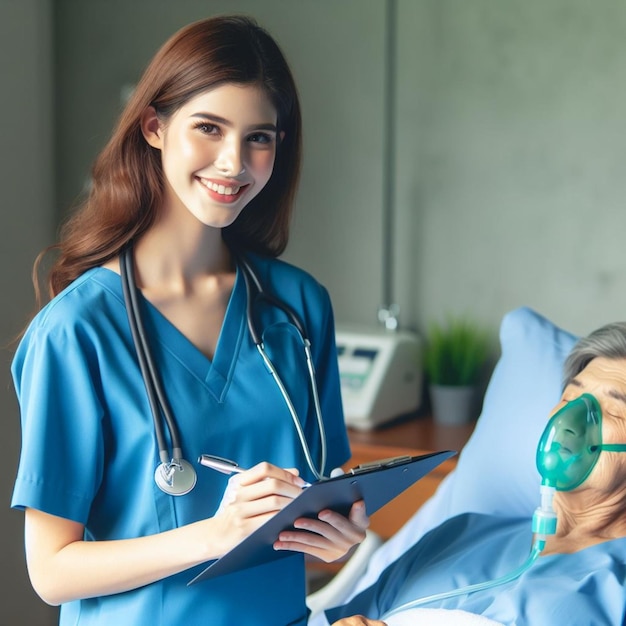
[194,122,219,135]
[247,132,273,145]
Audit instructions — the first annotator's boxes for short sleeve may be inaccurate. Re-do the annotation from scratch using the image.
[11,321,104,523]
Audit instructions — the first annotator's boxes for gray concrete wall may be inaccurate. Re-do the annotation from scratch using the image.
[395,0,626,337]
[1,0,57,622]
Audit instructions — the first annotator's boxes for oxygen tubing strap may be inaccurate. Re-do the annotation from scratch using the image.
[381,539,544,620]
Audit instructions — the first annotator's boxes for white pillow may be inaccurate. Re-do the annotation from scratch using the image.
[343,307,578,599]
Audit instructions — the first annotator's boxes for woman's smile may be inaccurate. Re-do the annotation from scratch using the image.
[196,176,249,203]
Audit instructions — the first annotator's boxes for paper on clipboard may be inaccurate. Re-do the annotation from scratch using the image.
[188,449,456,585]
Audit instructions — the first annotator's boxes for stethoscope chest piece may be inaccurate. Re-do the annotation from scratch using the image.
[154,459,197,496]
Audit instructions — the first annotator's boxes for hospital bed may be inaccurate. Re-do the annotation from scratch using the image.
[307,306,579,622]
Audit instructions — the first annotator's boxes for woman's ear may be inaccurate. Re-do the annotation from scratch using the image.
[140,106,163,150]
[279,130,285,144]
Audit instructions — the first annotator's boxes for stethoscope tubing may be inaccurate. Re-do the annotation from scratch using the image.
[237,252,327,479]
[121,246,183,464]
[237,253,308,341]
[255,344,327,481]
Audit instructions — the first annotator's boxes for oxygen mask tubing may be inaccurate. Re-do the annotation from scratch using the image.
[382,393,626,619]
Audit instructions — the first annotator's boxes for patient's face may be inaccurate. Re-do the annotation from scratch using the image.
[553,356,626,494]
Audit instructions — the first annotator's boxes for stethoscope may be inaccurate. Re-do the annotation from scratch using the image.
[120,244,328,496]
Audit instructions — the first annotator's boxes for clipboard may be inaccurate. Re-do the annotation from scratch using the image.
[188,449,456,584]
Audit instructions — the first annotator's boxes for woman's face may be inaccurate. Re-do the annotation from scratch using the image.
[142,83,279,229]
[553,357,626,493]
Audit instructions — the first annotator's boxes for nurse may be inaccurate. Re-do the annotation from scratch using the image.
[11,15,368,626]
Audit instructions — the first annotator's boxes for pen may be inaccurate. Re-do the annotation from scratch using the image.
[198,454,311,487]
[198,454,245,475]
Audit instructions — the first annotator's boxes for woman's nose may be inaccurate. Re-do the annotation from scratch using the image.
[215,139,244,177]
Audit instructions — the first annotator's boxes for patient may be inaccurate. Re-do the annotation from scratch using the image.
[326,321,626,626]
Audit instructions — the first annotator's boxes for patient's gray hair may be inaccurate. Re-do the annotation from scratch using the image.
[563,322,626,388]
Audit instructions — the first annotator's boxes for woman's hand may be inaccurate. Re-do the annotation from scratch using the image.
[273,499,369,562]
[211,462,308,554]
[331,616,386,625]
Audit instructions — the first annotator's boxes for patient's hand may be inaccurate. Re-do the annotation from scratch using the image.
[331,617,386,626]
[273,499,369,562]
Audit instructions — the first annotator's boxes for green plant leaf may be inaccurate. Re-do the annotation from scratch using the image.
[424,315,490,386]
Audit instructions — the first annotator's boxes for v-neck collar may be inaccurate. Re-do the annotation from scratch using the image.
[92,266,247,402]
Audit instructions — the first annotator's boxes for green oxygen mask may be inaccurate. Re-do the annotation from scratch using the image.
[536,392,626,491]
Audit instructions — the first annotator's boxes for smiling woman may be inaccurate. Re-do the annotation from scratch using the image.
[140,84,280,227]
[10,15,368,626]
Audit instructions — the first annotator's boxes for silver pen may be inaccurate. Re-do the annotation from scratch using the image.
[198,454,311,487]
[198,454,245,475]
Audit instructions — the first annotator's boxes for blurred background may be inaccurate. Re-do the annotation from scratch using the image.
[3,1,626,621]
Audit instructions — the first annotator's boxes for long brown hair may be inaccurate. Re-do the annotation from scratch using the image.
[38,15,302,305]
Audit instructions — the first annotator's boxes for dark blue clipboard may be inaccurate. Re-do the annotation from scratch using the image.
[188,449,456,584]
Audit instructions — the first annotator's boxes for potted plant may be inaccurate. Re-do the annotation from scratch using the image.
[424,315,490,424]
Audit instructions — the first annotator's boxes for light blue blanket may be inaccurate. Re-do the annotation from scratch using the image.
[326,513,626,626]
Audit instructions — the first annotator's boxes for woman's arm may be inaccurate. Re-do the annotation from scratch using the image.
[24,462,307,605]
[25,508,213,605]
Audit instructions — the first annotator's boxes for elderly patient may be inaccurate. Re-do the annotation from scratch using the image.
[327,322,626,626]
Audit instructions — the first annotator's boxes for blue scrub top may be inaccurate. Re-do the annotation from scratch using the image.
[11,255,350,626]
[326,513,626,626]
